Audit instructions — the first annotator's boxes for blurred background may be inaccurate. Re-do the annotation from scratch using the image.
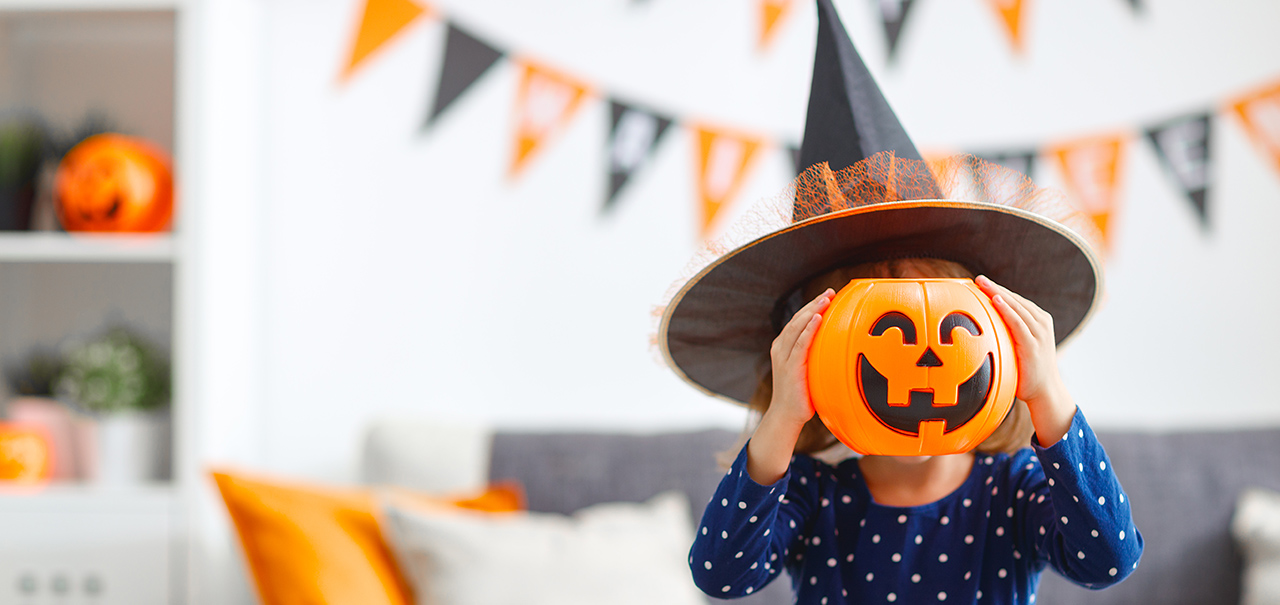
[1,0,1279,602]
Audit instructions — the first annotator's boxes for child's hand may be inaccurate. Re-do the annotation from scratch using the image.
[746,288,833,484]
[974,275,1077,446]
[766,288,834,428]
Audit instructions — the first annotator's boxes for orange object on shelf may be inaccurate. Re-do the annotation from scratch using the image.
[808,278,1018,456]
[0,423,54,483]
[53,133,174,233]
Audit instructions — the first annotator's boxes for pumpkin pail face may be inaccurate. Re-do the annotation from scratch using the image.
[808,278,1018,456]
[0,423,53,483]
[53,134,174,233]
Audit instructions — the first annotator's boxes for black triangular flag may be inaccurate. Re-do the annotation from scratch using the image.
[787,144,802,175]
[424,22,505,128]
[973,150,1038,180]
[603,101,671,214]
[876,0,920,62]
[1146,113,1212,230]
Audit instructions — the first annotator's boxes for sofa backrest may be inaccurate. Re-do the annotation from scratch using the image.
[1037,427,1280,605]
[487,428,790,605]
[485,426,1280,605]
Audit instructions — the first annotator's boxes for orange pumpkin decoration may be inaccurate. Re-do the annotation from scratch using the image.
[53,134,174,232]
[808,278,1018,456]
[0,423,53,483]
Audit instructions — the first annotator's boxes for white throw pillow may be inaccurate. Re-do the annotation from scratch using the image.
[1232,487,1280,605]
[360,419,492,493]
[379,490,706,605]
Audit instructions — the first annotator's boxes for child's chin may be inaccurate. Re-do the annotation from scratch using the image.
[884,455,934,465]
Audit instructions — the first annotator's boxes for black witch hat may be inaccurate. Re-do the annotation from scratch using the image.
[658,0,1103,405]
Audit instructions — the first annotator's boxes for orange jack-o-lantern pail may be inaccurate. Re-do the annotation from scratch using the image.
[53,134,174,233]
[808,278,1018,456]
[0,423,53,483]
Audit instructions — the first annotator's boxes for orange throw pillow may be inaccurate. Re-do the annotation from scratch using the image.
[210,469,524,605]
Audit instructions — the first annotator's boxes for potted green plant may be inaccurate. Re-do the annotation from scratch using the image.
[55,327,171,483]
[0,118,46,230]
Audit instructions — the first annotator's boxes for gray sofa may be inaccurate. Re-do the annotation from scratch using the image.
[483,426,1280,605]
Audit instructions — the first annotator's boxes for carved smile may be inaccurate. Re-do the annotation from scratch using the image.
[857,353,994,436]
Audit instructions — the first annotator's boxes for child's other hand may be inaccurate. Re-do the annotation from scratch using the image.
[974,275,1076,446]
[767,288,834,429]
[747,288,833,484]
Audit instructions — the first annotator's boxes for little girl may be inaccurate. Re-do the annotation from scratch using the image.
[662,2,1142,601]
[686,257,1143,603]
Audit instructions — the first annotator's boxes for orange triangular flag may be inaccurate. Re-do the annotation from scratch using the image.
[694,126,762,237]
[1048,135,1128,249]
[1230,80,1280,176]
[986,0,1027,53]
[509,61,590,179]
[341,0,429,82]
[759,0,795,50]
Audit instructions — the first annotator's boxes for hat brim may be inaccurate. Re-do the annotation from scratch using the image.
[659,200,1104,405]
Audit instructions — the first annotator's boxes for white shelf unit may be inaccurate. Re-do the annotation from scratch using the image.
[0,484,177,605]
[1,4,184,605]
[0,232,175,262]
[8,1,273,602]
[0,0,177,10]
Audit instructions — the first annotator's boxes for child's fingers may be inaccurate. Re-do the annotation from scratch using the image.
[791,312,824,360]
[976,276,1048,338]
[974,274,1019,305]
[774,289,833,361]
[774,301,814,353]
[978,275,1053,322]
[992,294,1036,345]
[999,291,1041,338]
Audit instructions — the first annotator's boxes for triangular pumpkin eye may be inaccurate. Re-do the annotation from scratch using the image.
[940,312,981,344]
[870,312,916,344]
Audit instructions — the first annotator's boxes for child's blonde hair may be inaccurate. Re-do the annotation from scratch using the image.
[738,257,1035,461]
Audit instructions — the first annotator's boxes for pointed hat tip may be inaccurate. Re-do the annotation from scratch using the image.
[798,0,923,175]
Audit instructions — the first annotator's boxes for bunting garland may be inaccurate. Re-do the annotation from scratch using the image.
[342,0,429,82]
[1231,81,1280,176]
[759,0,798,50]
[694,126,763,237]
[1145,113,1212,228]
[974,150,1038,181]
[338,1,1280,249]
[875,0,922,62]
[786,144,803,175]
[423,23,504,127]
[605,101,672,213]
[508,61,590,179]
[1047,135,1128,247]
[985,0,1028,53]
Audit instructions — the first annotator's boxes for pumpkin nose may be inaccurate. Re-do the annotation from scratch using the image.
[916,347,943,367]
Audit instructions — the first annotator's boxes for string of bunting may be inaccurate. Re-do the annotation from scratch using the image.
[340,0,1280,247]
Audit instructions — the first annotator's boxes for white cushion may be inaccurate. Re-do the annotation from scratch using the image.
[378,491,705,605]
[1232,487,1280,605]
[360,418,491,493]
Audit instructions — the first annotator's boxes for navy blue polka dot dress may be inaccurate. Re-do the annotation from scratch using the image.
[690,408,1142,604]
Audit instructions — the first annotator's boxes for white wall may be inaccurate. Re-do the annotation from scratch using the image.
[227,0,1280,481]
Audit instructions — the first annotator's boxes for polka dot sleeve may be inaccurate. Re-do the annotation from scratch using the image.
[688,441,816,598]
[1014,407,1144,588]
